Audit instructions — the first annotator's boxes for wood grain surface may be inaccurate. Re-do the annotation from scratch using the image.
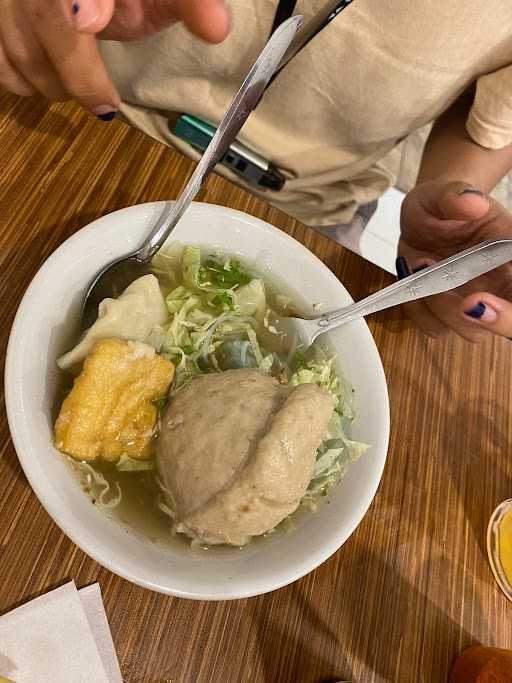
[1,92,511,683]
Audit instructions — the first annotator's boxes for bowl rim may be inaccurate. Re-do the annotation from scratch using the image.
[5,201,390,599]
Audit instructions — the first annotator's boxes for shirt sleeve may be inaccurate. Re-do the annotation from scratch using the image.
[466,64,512,149]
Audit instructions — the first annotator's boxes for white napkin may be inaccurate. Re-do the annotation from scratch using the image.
[0,581,123,683]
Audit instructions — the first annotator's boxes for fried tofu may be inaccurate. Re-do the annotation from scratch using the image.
[55,339,174,462]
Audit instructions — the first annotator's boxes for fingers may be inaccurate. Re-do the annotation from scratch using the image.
[176,0,231,43]
[396,255,490,341]
[0,0,120,116]
[396,256,448,338]
[62,0,116,34]
[38,28,120,114]
[438,185,490,222]
[0,41,36,97]
[0,0,229,114]
[407,180,490,224]
[424,291,489,342]
[404,292,489,342]
[0,5,69,100]
[402,300,450,339]
[461,292,512,339]
[34,0,120,112]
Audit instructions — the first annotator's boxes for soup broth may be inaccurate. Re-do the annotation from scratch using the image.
[57,244,361,549]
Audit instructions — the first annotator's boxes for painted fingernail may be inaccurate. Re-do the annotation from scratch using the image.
[71,0,101,30]
[465,302,485,318]
[456,188,485,197]
[413,264,428,273]
[92,105,117,121]
[97,112,116,121]
[395,256,410,280]
[464,302,498,323]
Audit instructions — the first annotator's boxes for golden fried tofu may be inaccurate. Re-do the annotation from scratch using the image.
[55,339,174,462]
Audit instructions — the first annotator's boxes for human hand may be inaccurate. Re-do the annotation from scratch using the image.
[0,0,230,117]
[397,180,512,341]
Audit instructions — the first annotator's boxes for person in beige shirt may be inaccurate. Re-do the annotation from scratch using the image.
[2,0,512,341]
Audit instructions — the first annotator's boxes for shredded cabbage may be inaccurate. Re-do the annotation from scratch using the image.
[289,347,369,502]
[182,245,202,289]
[116,455,155,472]
[234,279,266,319]
[70,459,122,509]
[148,246,276,388]
[147,244,369,505]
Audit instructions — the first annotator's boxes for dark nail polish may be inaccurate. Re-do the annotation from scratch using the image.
[395,256,410,280]
[97,111,116,122]
[456,188,485,197]
[413,264,428,273]
[72,3,80,14]
[465,302,486,319]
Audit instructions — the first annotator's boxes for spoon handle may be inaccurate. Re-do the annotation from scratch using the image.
[314,239,512,332]
[135,15,303,263]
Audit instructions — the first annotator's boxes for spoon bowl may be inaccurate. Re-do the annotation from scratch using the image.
[81,256,151,331]
[79,16,303,333]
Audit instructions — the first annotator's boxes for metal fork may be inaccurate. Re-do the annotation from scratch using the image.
[265,239,512,351]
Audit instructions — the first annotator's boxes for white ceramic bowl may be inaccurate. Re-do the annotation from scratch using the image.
[5,202,389,600]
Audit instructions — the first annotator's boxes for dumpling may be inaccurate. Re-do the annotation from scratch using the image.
[57,275,168,371]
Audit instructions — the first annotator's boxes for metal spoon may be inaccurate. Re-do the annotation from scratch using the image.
[263,238,512,351]
[80,15,303,331]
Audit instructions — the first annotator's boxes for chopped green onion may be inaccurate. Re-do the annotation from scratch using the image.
[199,258,251,289]
[153,397,169,413]
[212,291,235,310]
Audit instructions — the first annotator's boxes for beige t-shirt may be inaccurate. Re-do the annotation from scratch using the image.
[100,0,512,227]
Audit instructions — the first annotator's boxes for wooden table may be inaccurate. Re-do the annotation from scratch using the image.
[1,92,511,683]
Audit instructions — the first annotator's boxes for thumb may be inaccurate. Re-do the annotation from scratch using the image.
[461,292,512,338]
[173,0,230,43]
[418,180,491,223]
[62,0,116,34]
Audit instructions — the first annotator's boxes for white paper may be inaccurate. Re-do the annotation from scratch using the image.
[78,584,123,683]
[0,581,110,683]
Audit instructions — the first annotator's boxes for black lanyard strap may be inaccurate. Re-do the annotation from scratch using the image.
[271,0,297,36]
[267,0,355,86]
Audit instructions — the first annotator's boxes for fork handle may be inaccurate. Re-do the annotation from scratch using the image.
[313,239,512,333]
